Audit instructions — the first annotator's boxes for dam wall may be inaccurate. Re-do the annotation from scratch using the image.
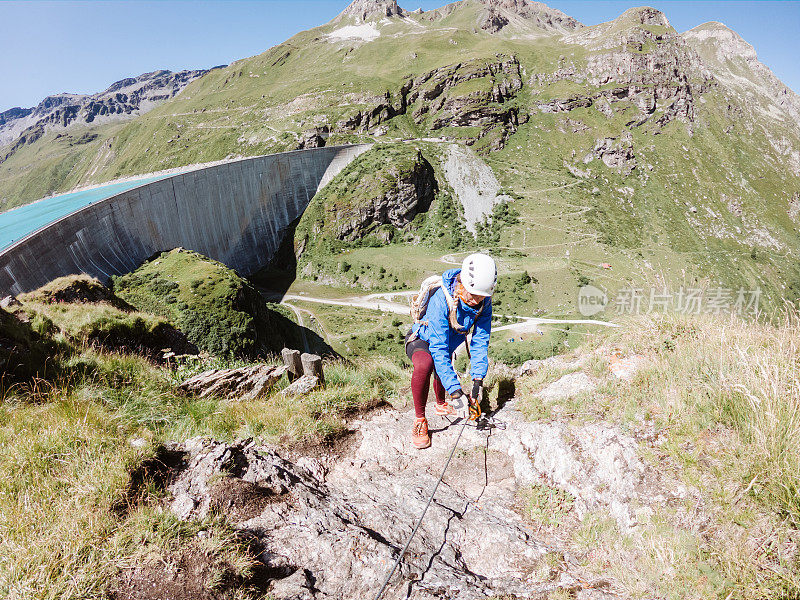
[0,144,371,295]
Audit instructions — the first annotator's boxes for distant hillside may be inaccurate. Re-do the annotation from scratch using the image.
[0,67,219,170]
[1,0,799,313]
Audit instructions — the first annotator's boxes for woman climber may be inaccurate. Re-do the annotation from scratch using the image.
[404,253,497,449]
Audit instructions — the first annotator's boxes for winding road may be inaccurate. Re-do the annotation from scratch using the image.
[278,290,618,336]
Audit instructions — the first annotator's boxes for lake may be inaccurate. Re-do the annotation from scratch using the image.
[0,175,170,251]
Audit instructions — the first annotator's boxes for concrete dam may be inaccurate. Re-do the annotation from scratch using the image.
[0,144,370,295]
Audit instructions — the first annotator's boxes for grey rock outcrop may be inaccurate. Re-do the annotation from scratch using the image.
[336,0,404,23]
[297,126,329,150]
[0,295,21,310]
[413,55,526,150]
[163,392,692,598]
[0,68,217,157]
[518,355,584,376]
[479,7,509,33]
[536,371,597,400]
[180,364,288,401]
[583,132,636,174]
[333,150,437,242]
[337,55,526,152]
[538,7,713,131]
[280,374,320,396]
[476,0,583,33]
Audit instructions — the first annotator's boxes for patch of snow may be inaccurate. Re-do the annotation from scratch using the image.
[327,24,381,42]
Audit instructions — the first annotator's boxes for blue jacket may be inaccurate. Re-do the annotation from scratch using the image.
[411,268,492,394]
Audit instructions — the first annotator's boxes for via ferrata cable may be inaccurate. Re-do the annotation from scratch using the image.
[372,416,469,600]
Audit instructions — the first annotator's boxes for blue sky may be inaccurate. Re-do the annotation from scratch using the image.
[1,0,798,112]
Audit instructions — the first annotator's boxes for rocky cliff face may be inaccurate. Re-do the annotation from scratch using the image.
[0,68,216,157]
[337,55,526,151]
[684,21,800,126]
[335,0,404,23]
[476,0,582,33]
[296,145,437,251]
[331,7,714,157]
[554,8,713,132]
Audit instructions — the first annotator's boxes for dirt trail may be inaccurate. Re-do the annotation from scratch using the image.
[281,291,616,331]
[282,302,311,353]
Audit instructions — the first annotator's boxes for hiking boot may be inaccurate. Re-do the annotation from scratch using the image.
[412,417,431,449]
[434,401,457,417]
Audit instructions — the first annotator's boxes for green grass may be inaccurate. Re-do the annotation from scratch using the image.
[489,326,571,367]
[0,306,63,387]
[593,312,800,528]
[112,248,305,358]
[15,275,184,358]
[521,483,575,527]
[531,311,800,598]
[0,316,405,598]
[21,299,174,351]
[289,300,410,364]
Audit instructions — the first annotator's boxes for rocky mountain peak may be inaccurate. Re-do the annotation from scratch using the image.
[476,0,583,33]
[683,21,758,62]
[616,6,671,29]
[0,67,213,152]
[337,0,405,22]
[683,21,800,125]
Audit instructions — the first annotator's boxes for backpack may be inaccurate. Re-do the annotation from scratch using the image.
[409,274,483,340]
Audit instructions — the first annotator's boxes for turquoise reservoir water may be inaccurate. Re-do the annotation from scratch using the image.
[0,175,169,251]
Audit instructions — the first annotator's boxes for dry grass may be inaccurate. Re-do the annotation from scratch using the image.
[593,310,800,525]
[574,309,800,598]
[0,345,404,598]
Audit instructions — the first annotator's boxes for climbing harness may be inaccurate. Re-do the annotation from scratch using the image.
[372,386,483,600]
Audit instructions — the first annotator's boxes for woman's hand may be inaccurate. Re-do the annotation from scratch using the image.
[449,389,470,420]
[471,379,483,401]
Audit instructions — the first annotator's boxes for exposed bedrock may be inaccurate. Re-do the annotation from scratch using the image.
[336,55,526,151]
[334,151,437,242]
[164,395,693,599]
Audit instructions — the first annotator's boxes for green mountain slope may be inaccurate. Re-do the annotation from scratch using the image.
[2,0,799,314]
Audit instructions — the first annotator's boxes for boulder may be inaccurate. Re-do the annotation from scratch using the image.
[280,374,320,396]
[297,126,329,150]
[0,296,21,310]
[180,364,288,401]
[163,394,692,598]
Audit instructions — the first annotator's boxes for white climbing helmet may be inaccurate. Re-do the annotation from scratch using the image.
[461,253,497,297]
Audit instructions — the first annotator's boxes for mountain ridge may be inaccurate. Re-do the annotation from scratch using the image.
[0,67,222,149]
[1,0,799,314]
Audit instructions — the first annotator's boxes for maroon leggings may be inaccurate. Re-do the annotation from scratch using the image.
[407,336,446,418]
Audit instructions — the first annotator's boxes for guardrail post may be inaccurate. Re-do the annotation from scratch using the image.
[301,352,325,385]
[281,348,303,381]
